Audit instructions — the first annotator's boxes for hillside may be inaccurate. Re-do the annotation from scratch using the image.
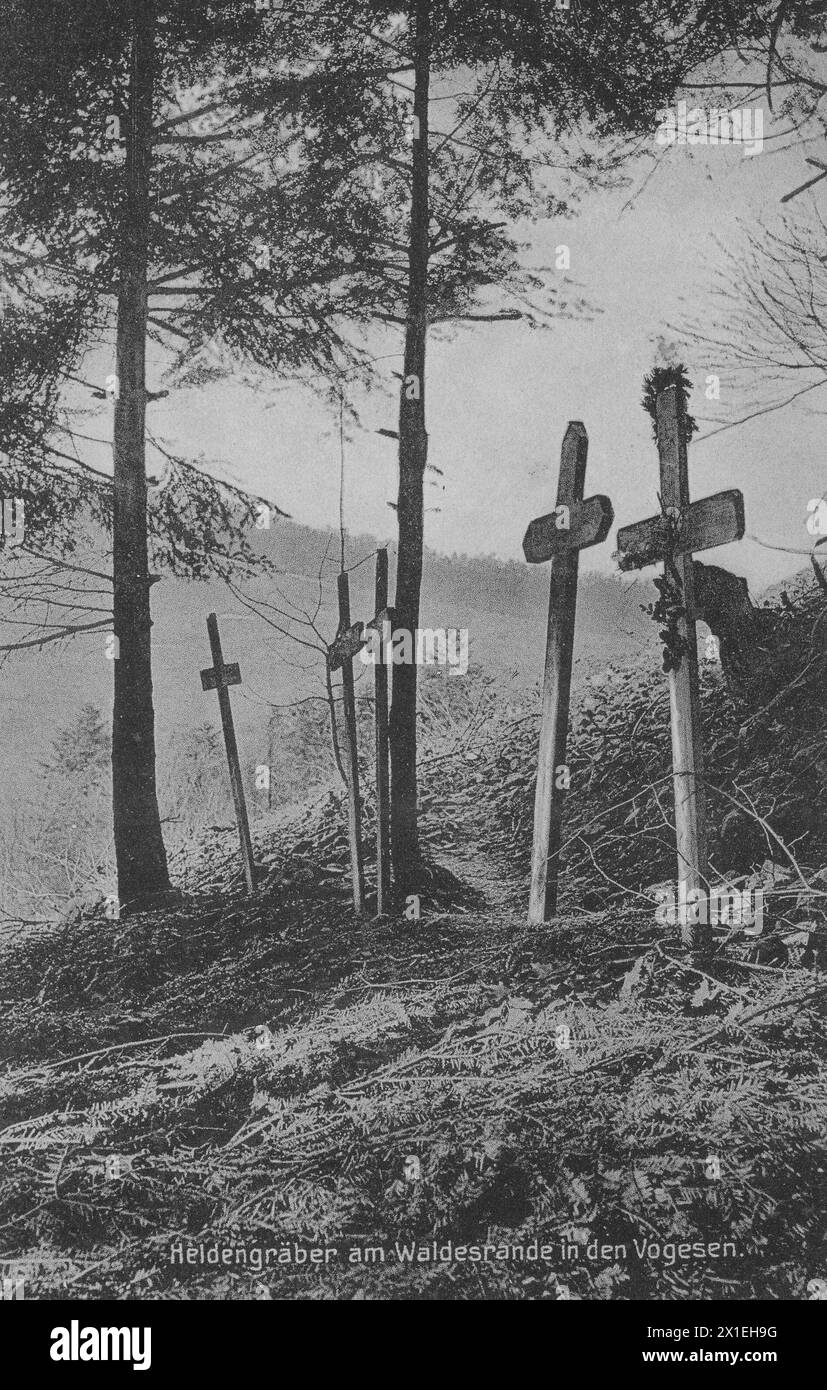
[0,570,824,1300]
[0,521,659,922]
[0,520,655,810]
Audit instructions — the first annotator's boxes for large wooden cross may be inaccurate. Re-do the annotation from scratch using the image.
[523,422,614,924]
[616,385,745,951]
[201,612,256,895]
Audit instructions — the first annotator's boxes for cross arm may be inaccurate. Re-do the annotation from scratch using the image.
[328,621,365,671]
[328,605,398,670]
[523,495,614,564]
[366,605,396,636]
[201,662,241,691]
[615,490,745,572]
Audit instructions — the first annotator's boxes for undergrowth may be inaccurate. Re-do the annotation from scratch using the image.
[0,573,825,1301]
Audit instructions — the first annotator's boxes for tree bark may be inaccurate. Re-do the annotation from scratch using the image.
[390,0,430,896]
[112,0,171,913]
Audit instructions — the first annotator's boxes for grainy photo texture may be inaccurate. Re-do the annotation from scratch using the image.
[0,0,825,1318]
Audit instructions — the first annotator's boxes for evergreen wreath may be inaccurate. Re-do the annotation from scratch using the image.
[641,363,698,443]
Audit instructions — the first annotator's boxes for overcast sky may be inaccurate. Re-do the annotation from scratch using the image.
[91,101,827,594]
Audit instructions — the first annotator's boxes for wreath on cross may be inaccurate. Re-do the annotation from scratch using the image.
[640,364,697,673]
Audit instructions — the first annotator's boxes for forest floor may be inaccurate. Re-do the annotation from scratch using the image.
[0,572,825,1301]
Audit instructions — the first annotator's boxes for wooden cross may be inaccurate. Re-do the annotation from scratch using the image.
[328,563,396,916]
[201,612,256,895]
[329,571,366,916]
[372,549,392,916]
[523,422,614,925]
[616,385,745,952]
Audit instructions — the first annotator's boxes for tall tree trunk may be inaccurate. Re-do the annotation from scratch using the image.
[112,0,171,913]
[390,0,430,896]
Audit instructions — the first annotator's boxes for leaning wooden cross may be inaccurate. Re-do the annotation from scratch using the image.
[201,612,256,895]
[523,422,614,924]
[329,571,367,917]
[327,557,395,917]
[372,549,392,917]
[616,385,745,952]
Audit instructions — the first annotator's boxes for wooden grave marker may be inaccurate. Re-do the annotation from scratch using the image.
[616,385,746,952]
[523,422,614,924]
[328,556,396,917]
[373,549,392,916]
[201,612,255,895]
[330,571,366,916]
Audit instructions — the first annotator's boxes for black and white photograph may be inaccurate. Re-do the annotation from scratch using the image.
[0,0,825,1337]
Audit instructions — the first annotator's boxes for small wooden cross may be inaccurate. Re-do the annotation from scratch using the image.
[201,612,256,895]
[372,549,391,916]
[616,385,745,952]
[523,421,614,924]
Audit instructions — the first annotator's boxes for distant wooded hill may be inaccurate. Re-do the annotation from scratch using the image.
[1,518,661,810]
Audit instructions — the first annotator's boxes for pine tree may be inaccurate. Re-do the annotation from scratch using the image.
[0,0,403,910]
